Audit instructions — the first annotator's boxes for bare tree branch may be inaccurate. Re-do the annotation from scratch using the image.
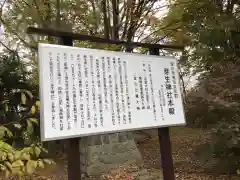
[0,15,37,50]
[112,0,119,39]
[90,0,98,34]
[0,39,15,52]
[102,0,110,39]
[31,0,46,27]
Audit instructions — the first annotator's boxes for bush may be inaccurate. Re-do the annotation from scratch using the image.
[0,52,54,178]
[185,64,240,173]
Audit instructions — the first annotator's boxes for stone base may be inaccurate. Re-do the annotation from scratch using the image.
[80,132,142,176]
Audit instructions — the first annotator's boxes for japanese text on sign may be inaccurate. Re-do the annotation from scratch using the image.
[38,44,186,141]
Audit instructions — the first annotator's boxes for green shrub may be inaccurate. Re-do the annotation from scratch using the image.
[0,52,54,177]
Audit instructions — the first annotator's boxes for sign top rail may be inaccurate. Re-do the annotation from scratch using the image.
[27,27,184,51]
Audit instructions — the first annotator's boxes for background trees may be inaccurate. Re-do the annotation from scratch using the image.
[158,0,240,172]
[1,0,240,177]
[0,0,165,177]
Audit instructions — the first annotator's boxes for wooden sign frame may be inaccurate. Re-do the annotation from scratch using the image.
[27,26,184,180]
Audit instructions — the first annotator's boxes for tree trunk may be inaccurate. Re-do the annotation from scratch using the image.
[112,0,119,40]
[102,0,110,39]
[90,0,98,34]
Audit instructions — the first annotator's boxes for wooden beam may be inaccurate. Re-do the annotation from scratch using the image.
[27,27,184,50]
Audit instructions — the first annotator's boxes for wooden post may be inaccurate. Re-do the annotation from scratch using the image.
[149,48,175,180]
[158,127,175,180]
[67,138,81,180]
[59,36,81,180]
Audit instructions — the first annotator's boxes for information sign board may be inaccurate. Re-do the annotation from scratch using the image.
[38,43,186,141]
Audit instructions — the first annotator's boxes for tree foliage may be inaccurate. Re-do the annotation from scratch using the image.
[158,0,240,173]
[0,0,168,177]
[0,52,54,177]
[0,0,164,51]
[3,0,240,176]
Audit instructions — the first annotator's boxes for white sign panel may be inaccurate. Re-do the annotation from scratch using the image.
[38,43,186,141]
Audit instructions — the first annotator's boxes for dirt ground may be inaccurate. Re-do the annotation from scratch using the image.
[1,127,240,180]
[137,127,240,180]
